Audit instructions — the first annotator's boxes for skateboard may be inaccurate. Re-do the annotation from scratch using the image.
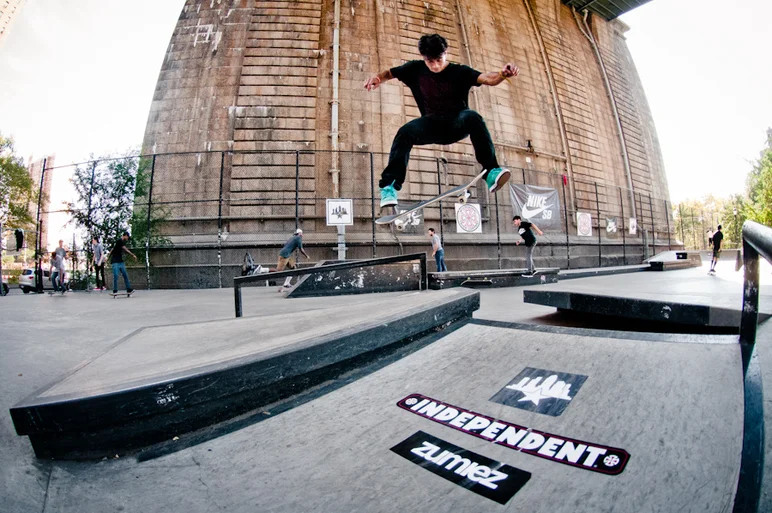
[111,291,134,298]
[376,170,487,225]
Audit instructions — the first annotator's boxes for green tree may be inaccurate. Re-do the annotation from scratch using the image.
[745,128,772,227]
[0,133,35,228]
[674,195,733,250]
[66,151,168,265]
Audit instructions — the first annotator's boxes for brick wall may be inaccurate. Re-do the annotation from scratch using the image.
[142,0,670,240]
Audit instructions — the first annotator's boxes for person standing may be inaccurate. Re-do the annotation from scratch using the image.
[364,33,518,208]
[709,225,723,274]
[110,232,136,294]
[276,229,309,291]
[513,215,543,276]
[428,228,447,272]
[92,237,106,290]
[53,240,67,293]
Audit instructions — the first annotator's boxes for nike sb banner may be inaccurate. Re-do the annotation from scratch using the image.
[509,184,561,229]
[606,217,619,239]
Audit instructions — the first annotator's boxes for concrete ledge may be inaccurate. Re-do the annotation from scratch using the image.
[10,289,479,460]
[522,289,764,328]
[648,251,703,271]
[287,260,421,298]
[429,268,560,289]
[559,264,650,280]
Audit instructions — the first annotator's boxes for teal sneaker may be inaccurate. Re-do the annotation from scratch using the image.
[485,167,511,193]
[380,183,398,208]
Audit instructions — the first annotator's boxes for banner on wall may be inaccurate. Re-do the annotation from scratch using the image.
[629,218,637,235]
[455,203,482,234]
[509,184,561,229]
[393,204,424,234]
[577,212,593,237]
[606,217,619,238]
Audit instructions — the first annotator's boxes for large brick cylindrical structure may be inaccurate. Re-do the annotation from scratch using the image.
[141,0,669,284]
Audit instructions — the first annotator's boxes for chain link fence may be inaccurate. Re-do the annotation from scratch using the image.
[25,149,683,289]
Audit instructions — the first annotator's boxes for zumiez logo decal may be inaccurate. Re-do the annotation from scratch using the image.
[391,431,531,504]
[398,394,629,475]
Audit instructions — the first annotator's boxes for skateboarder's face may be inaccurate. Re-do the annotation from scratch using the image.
[423,52,448,73]
[513,219,521,227]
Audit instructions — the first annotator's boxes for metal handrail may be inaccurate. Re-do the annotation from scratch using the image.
[233,252,428,318]
[733,220,770,513]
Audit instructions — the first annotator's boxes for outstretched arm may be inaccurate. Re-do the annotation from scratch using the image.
[364,69,394,91]
[477,63,519,86]
[531,223,544,236]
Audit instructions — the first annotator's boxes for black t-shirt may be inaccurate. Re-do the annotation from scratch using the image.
[712,230,723,251]
[390,60,481,117]
[111,239,126,264]
[518,222,537,247]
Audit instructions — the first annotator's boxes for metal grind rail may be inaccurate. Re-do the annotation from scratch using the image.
[232,252,428,318]
[733,220,771,513]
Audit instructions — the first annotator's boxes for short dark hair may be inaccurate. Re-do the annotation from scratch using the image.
[122,231,130,238]
[717,224,722,230]
[428,228,435,234]
[513,215,521,221]
[418,34,448,59]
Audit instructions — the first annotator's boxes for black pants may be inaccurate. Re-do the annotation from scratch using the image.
[95,263,106,288]
[379,109,499,190]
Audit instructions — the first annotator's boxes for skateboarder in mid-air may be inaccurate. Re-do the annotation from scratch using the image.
[513,216,543,276]
[364,33,519,209]
[709,224,723,274]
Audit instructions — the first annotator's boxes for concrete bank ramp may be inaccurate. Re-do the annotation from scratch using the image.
[11,289,478,459]
[41,321,743,512]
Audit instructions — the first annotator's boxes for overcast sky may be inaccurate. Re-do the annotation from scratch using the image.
[0,0,769,206]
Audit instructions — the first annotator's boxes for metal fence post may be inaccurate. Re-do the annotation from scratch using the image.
[295,151,300,230]
[620,187,626,265]
[562,178,570,269]
[85,161,97,286]
[649,195,655,256]
[145,155,156,290]
[370,153,376,257]
[217,151,225,288]
[436,158,445,245]
[594,182,601,267]
[494,192,502,269]
[34,158,47,292]
[665,200,671,250]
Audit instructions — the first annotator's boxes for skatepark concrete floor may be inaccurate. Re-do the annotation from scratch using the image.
[1,260,771,512]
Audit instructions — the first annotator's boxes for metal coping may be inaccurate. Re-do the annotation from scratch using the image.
[732,220,771,513]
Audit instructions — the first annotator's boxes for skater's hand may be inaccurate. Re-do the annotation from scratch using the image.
[516,240,521,245]
[364,75,381,91]
[501,63,519,78]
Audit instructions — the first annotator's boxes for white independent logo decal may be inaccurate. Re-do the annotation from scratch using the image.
[398,394,629,475]
[520,194,552,219]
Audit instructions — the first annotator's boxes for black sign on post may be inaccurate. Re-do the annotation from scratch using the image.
[391,431,531,505]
